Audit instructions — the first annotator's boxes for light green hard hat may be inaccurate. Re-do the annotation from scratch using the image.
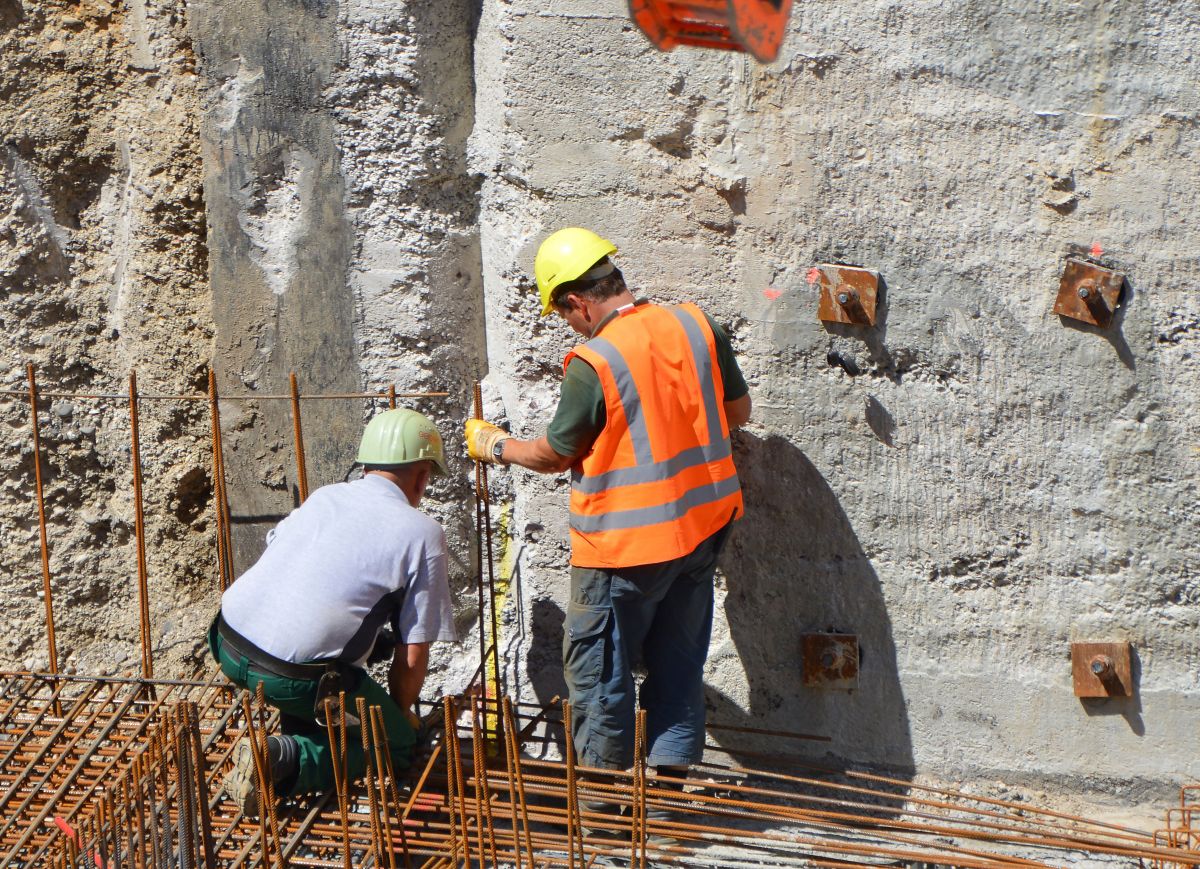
[356,409,447,475]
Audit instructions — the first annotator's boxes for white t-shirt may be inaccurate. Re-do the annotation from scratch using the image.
[220,473,457,666]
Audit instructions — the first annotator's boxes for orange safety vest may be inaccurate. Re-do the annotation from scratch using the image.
[563,302,743,568]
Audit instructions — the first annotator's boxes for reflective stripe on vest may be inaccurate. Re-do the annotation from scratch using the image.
[570,474,741,533]
[577,335,656,467]
[563,302,742,567]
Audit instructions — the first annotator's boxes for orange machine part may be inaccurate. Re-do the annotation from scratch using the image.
[629,0,792,63]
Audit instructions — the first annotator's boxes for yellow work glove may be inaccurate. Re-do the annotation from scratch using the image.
[465,418,508,465]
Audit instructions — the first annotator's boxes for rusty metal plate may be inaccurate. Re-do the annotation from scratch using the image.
[801,633,858,690]
[1054,259,1124,328]
[1071,641,1133,698]
[815,265,878,326]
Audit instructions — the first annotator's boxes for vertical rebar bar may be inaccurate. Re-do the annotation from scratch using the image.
[387,383,397,410]
[185,703,216,867]
[207,370,231,591]
[142,752,159,869]
[154,727,174,868]
[472,382,503,737]
[173,709,196,869]
[239,693,274,869]
[128,371,153,679]
[104,787,120,869]
[634,708,647,869]
[442,696,462,867]
[470,695,498,868]
[446,696,473,868]
[122,775,137,869]
[26,363,60,678]
[354,695,385,864]
[323,697,352,869]
[288,372,309,503]
[563,701,580,869]
[499,698,524,869]
[365,706,399,869]
[257,684,286,869]
[502,698,535,869]
[370,704,413,869]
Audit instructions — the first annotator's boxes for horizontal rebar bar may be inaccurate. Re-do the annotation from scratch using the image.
[0,389,449,401]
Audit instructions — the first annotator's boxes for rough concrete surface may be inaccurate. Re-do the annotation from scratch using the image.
[471,0,1200,808]
[0,0,212,677]
[1,0,1196,816]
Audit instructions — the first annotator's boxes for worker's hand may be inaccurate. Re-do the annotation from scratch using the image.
[465,418,507,465]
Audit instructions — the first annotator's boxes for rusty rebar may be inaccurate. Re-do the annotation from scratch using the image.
[322,697,352,869]
[185,702,216,866]
[240,692,275,868]
[470,695,499,867]
[446,696,472,868]
[0,388,450,401]
[366,705,398,869]
[562,700,580,869]
[472,384,504,732]
[128,371,153,679]
[356,695,384,864]
[208,369,233,591]
[372,704,413,869]
[25,364,59,679]
[498,698,524,869]
[289,372,309,504]
[634,708,647,869]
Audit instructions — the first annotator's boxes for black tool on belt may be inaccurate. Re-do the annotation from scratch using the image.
[313,670,361,728]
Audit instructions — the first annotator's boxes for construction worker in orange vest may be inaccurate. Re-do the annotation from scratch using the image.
[466,227,751,810]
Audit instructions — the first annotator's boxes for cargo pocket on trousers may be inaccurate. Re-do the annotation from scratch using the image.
[563,603,610,693]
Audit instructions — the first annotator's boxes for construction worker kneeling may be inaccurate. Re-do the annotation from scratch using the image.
[208,408,457,815]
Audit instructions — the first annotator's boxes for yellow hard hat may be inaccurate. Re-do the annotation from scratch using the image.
[534,228,618,315]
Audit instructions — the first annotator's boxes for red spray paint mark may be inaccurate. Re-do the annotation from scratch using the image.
[1090,242,1104,258]
[54,817,106,868]
[806,267,821,284]
[763,288,783,301]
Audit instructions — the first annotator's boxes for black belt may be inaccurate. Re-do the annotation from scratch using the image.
[216,613,339,681]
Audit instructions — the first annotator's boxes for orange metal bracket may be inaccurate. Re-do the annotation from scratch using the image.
[1054,259,1124,328]
[629,0,793,63]
[802,633,859,690]
[816,265,880,327]
[1071,641,1133,698]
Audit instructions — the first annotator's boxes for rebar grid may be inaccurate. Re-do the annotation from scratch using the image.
[16,678,1200,869]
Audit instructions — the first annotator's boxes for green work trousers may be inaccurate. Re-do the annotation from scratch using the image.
[209,623,415,796]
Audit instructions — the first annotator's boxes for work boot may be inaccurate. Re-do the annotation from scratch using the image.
[222,735,298,817]
[580,797,628,842]
[646,765,689,848]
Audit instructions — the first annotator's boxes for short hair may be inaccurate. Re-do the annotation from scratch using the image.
[362,460,432,477]
[550,259,626,312]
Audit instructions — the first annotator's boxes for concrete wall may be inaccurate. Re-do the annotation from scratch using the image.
[190,0,485,687]
[0,0,213,676]
[472,0,1200,804]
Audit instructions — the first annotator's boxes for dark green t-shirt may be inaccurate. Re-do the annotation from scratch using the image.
[546,304,748,458]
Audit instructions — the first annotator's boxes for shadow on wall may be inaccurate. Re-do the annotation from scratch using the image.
[708,431,915,780]
[527,597,570,706]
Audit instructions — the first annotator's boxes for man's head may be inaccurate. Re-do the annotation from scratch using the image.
[357,409,447,505]
[535,227,632,335]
